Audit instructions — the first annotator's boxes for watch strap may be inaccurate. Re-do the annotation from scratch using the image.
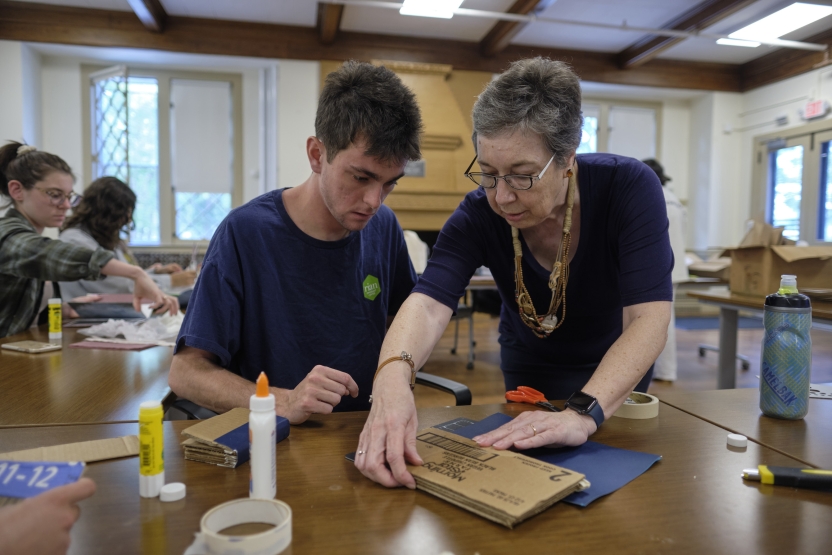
[565,391,605,428]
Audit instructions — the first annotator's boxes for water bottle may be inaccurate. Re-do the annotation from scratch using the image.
[760,275,812,420]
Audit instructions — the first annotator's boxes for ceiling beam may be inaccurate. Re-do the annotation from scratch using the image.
[125,0,167,33]
[0,0,740,92]
[479,0,544,58]
[318,2,344,46]
[616,0,756,69]
[740,27,832,91]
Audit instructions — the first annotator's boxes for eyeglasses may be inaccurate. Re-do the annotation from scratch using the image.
[464,153,556,191]
[35,187,81,207]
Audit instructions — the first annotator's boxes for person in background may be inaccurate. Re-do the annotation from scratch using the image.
[0,142,177,339]
[642,158,689,382]
[0,478,96,555]
[355,58,672,489]
[58,176,193,301]
[169,61,422,423]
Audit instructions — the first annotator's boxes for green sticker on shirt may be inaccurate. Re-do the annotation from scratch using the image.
[363,275,381,301]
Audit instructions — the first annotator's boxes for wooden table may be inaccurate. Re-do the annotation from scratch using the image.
[687,290,832,389]
[0,326,173,427]
[1,403,829,554]
[659,388,832,468]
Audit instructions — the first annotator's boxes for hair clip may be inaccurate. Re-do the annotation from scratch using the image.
[16,145,37,156]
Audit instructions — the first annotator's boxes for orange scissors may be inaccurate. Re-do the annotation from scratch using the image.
[505,386,561,412]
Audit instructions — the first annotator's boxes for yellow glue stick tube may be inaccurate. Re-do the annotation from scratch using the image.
[139,400,164,497]
[48,298,62,341]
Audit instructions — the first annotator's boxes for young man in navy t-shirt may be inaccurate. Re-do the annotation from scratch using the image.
[169,61,422,423]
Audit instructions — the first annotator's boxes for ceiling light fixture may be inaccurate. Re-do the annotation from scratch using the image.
[329,1,826,52]
[400,0,464,19]
[716,38,761,48]
[720,2,832,48]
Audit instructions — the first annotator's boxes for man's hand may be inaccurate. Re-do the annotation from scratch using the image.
[132,272,179,316]
[354,365,422,489]
[472,409,596,451]
[280,366,359,424]
[0,477,96,555]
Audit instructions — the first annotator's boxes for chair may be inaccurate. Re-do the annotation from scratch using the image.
[450,302,475,370]
[697,344,751,370]
[164,372,472,420]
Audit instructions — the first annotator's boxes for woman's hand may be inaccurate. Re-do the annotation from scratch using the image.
[472,409,596,451]
[354,366,423,489]
[132,271,179,316]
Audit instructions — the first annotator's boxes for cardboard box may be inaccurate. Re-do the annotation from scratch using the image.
[728,246,832,296]
[689,257,732,281]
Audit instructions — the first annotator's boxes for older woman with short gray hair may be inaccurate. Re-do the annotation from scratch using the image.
[356,57,673,489]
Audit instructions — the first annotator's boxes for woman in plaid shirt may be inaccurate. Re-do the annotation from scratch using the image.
[0,141,177,338]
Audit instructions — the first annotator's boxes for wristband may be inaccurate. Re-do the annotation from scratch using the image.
[369,351,415,404]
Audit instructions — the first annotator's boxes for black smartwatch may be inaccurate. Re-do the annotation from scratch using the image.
[565,391,605,428]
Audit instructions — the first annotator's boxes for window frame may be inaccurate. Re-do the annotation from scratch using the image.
[81,64,244,249]
[752,120,832,245]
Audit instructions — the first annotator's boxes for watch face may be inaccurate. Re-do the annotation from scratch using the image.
[567,391,597,412]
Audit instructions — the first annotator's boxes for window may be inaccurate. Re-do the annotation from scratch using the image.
[752,121,832,244]
[820,142,832,242]
[768,145,803,242]
[577,105,599,154]
[127,77,160,245]
[84,65,243,247]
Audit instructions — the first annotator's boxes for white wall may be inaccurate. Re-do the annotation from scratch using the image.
[242,68,261,202]
[688,94,714,251]
[660,100,690,204]
[0,41,26,144]
[277,59,319,189]
[41,56,84,193]
[20,44,42,149]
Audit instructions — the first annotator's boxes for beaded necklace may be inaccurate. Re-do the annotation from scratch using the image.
[512,165,576,338]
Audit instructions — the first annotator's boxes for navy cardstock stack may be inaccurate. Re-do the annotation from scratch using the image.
[181,408,290,468]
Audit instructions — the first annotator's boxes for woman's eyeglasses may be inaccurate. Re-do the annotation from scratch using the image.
[464,154,556,191]
[35,187,82,207]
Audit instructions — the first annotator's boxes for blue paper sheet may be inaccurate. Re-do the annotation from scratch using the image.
[0,461,86,499]
[444,413,661,507]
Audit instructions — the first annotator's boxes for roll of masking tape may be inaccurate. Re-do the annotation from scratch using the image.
[612,392,659,420]
[183,498,292,555]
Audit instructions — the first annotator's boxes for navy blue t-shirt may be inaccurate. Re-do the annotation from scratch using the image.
[175,189,417,412]
[413,154,673,398]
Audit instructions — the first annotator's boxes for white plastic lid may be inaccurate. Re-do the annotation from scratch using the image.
[48,298,62,305]
[140,400,162,409]
[727,433,748,448]
[250,393,275,412]
[780,274,797,288]
[140,472,165,498]
[160,482,186,502]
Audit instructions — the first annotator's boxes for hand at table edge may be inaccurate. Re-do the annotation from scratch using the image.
[354,369,423,489]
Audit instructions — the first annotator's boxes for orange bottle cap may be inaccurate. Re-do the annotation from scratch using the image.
[256,372,270,397]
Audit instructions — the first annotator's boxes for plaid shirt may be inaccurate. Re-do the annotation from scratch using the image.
[0,208,114,338]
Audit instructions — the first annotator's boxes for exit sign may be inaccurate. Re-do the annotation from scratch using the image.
[803,99,829,120]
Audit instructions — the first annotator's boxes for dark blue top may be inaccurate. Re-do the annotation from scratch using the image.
[175,189,417,412]
[413,154,673,398]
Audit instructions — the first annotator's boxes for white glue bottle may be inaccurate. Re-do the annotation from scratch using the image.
[249,372,276,499]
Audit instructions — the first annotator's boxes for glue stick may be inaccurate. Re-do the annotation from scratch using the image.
[250,372,276,499]
[47,298,62,341]
[139,400,165,498]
